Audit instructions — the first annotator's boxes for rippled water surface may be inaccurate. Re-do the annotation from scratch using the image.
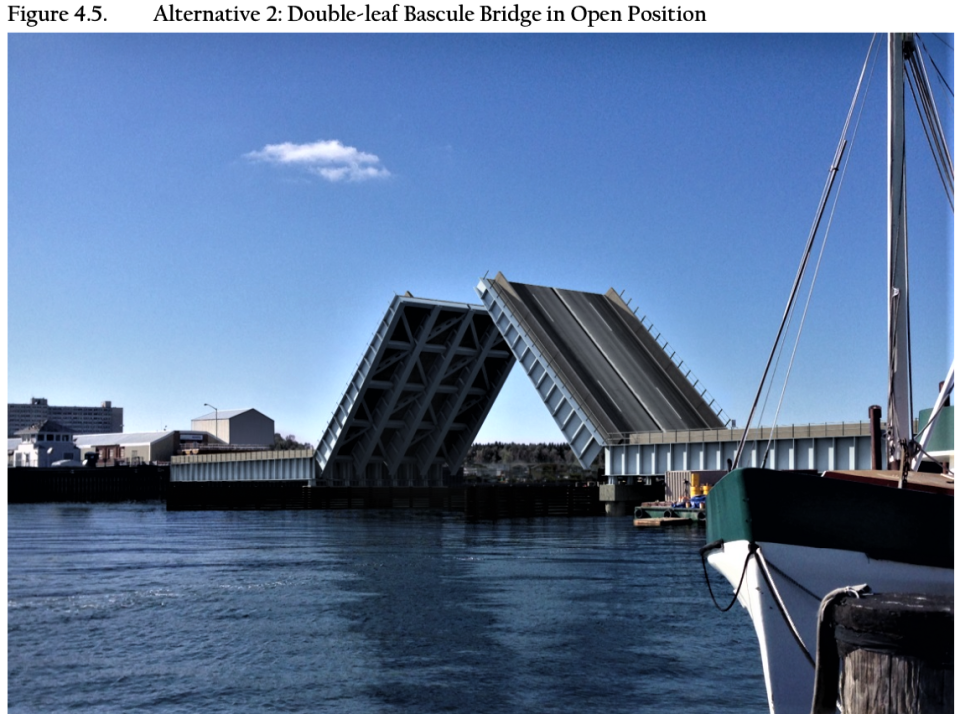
[8,504,767,713]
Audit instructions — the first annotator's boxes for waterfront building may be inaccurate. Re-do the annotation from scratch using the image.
[7,397,123,437]
[191,408,274,446]
[12,420,81,467]
[7,438,20,466]
[74,430,223,466]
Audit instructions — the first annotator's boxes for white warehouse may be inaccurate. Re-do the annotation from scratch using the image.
[191,408,275,447]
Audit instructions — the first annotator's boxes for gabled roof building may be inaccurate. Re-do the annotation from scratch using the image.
[191,408,274,447]
[12,420,81,467]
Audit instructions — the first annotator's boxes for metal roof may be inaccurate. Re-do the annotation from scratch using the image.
[192,408,263,421]
[13,419,73,436]
[73,431,177,446]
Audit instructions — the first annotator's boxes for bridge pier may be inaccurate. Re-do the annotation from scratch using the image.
[598,482,664,516]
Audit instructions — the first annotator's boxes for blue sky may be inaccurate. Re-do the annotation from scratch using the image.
[6,32,954,444]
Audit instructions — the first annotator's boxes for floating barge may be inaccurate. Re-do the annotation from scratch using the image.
[633,501,706,527]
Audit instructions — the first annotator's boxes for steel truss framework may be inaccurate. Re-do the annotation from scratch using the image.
[315,296,514,487]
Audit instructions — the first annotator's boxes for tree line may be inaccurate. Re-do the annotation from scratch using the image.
[273,433,313,450]
[273,435,602,471]
[466,442,601,467]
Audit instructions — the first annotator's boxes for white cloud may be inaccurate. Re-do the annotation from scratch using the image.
[245,139,390,182]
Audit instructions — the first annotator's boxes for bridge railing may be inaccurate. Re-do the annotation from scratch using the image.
[632,309,731,428]
[609,420,878,445]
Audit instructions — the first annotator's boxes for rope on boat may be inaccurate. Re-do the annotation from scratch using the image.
[810,584,870,714]
[755,548,816,668]
[762,555,823,604]
[699,539,755,613]
[701,540,817,667]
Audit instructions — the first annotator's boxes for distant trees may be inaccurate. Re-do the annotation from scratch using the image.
[273,433,313,450]
[465,442,580,466]
[465,442,602,482]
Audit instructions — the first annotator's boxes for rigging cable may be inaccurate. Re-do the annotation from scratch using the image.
[919,34,954,97]
[905,68,954,207]
[700,539,816,666]
[733,35,878,469]
[732,137,846,469]
[905,43,954,209]
[760,37,882,466]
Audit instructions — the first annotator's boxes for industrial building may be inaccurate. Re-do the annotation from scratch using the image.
[74,430,223,466]
[8,397,123,437]
[191,408,274,446]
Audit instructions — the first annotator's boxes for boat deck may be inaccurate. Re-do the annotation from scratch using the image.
[823,469,954,495]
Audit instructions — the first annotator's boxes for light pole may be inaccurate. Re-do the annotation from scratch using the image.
[204,403,218,442]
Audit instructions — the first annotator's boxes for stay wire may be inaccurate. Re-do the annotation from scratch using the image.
[914,46,954,192]
[906,50,954,209]
[701,541,816,667]
[734,35,877,469]
[928,33,954,51]
[905,63,953,205]
[919,34,955,97]
[761,37,881,466]
[732,139,846,469]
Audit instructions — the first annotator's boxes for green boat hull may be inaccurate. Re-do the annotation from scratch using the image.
[706,468,953,569]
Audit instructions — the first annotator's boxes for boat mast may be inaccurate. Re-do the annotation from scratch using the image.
[887,32,914,469]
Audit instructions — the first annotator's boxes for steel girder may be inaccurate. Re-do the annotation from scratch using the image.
[315,295,514,486]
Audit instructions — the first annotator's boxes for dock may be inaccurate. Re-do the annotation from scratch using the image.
[633,501,706,527]
[632,516,693,527]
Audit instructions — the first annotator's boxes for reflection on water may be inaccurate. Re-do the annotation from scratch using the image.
[8,504,766,713]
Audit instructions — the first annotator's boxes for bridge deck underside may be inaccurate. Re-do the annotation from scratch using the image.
[316,296,514,487]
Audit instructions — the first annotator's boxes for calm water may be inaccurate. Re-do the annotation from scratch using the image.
[8,504,768,713]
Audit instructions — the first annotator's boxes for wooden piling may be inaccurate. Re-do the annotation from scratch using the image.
[812,592,953,714]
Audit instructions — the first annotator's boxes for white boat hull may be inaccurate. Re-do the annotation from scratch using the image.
[707,540,954,714]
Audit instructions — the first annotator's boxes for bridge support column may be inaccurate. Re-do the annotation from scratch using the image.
[598,483,665,517]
